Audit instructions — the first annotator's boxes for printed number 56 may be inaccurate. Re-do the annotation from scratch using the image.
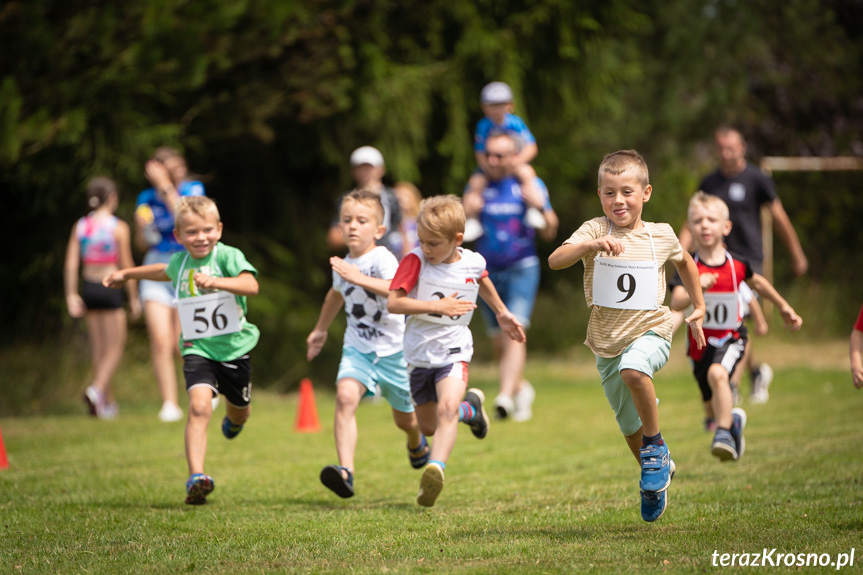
[193,304,229,333]
[617,273,636,303]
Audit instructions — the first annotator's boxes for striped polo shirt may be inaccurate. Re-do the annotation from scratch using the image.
[563,217,684,358]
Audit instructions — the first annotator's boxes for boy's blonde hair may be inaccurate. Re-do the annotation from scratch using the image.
[597,150,650,188]
[417,195,465,239]
[174,196,220,230]
[688,191,730,222]
[342,188,385,224]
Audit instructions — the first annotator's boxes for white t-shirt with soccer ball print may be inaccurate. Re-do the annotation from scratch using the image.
[333,246,405,357]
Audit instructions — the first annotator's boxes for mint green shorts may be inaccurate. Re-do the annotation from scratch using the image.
[595,331,670,436]
[337,346,414,413]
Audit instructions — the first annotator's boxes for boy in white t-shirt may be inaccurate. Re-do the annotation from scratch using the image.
[307,190,426,499]
[388,195,526,507]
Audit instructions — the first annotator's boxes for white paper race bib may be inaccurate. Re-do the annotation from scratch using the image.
[702,291,741,330]
[415,276,480,325]
[592,257,658,310]
[178,291,241,340]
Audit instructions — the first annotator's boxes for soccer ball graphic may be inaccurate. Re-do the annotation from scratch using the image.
[343,285,383,329]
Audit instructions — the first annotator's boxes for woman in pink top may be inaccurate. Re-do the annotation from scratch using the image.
[64,177,141,418]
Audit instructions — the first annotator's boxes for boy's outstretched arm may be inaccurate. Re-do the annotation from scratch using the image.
[673,251,706,350]
[548,236,625,270]
[307,288,344,361]
[194,271,258,296]
[478,276,526,343]
[103,263,170,288]
[747,274,802,331]
[387,288,477,318]
[329,257,392,297]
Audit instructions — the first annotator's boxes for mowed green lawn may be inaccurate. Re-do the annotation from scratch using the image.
[1,340,861,574]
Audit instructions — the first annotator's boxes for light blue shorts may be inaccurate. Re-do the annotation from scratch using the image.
[337,347,414,413]
[139,250,176,307]
[595,331,670,436]
[479,256,540,334]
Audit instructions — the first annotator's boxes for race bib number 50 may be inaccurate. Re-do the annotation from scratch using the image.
[592,257,658,310]
[178,292,241,340]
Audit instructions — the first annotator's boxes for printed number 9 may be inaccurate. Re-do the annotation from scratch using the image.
[192,304,229,333]
[616,273,636,303]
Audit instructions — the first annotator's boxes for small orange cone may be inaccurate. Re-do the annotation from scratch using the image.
[294,378,321,433]
[0,422,9,470]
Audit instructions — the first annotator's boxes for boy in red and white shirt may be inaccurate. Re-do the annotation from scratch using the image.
[389,195,525,507]
[671,192,802,462]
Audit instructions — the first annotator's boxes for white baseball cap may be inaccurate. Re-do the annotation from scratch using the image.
[480,81,513,105]
[350,146,385,167]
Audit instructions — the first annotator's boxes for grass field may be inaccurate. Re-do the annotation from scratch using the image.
[1,338,861,574]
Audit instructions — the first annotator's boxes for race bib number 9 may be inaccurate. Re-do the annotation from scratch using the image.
[592,257,658,310]
[415,276,480,326]
[178,291,241,340]
[702,291,741,330]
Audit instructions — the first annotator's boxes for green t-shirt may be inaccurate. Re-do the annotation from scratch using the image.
[165,242,260,361]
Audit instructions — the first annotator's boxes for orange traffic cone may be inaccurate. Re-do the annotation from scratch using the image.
[0,422,8,470]
[294,378,321,433]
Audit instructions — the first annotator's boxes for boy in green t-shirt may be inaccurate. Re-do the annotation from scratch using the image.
[104,196,260,505]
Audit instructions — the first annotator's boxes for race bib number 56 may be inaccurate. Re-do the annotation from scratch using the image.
[178,292,241,340]
[592,257,658,310]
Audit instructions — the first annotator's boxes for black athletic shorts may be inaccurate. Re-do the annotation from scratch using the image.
[81,280,125,310]
[183,353,253,408]
[691,335,747,402]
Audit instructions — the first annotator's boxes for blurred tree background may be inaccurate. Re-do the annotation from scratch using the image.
[2,0,862,411]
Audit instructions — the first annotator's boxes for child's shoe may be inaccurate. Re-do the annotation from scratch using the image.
[185,473,215,505]
[320,465,354,498]
[703,417,717,432]
[512,381,536,422]
[641,460,675,522]
[639,442,672,493]
[417,462,445,507]
[464,388,489,439]
[731,407,747,460]
[710,429,738,461]
[99,401,119,420]
[408,435,430,469]
[222,416,244,439]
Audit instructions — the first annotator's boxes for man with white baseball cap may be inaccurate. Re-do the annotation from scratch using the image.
[327,146,406,258]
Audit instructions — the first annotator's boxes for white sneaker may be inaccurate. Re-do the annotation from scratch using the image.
[158,402,184,422]
[749,363,773,405]
[211,395,220,411]
[494,394,515,419]
[512,381,536,422]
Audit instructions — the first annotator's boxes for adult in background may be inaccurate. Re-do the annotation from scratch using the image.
[134,147,205,422]
[679,126,808,403]
[326,146,406,259]
[463,131,558,421]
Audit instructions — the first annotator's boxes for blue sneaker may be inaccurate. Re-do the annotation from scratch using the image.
[641,460,675,522]
[222,416,243,439]
[408,435,430,469]
[320,465,354,498]
[639,442,672,493]
[185,473,215,505]
[731,407,747,460]
[711,429,738,461]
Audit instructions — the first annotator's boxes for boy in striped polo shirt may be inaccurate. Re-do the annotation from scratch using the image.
[548,150,706,522]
